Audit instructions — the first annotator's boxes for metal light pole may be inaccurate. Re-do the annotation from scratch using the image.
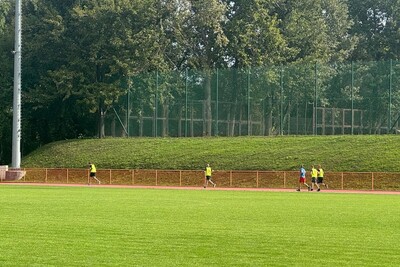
[12,0,22,168]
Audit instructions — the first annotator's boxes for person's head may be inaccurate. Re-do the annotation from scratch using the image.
[207,163,210,167]
[300,165,304,168]
[318,164,321,168]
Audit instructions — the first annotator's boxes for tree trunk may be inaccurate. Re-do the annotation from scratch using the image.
[178,108,182,137]
[266,97,273,136]
[204,71,212,136]
[139,110,143,137]
[121,108,128,137]
[229,70,240,136]
[162,101,169,137]
[98,107,106,138]
[190,100,194,137]
[111,116,116,137]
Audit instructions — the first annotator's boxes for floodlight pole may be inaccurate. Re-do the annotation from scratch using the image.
[12,0,22,168]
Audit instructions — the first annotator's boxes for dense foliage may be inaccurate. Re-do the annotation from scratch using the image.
[0,0,399,164]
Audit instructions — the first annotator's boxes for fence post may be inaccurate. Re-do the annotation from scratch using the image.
[156,170,158,186]
[351,61,354,135]
[155,71,159,137]
[283,171,286,188]
[341,172,344,190]
[314,62,318,135]
[280,65,284,135]
[45,168,48,183]
[179,170,182,186]
[127,86,130,137]
[371,172,374,191]
[109,169,112,185]
[185,68,188,137]
[216,68,219,136]
[389,59,393,133]
[256,171,259,188]
[247,68,251,136]
[230,171,232,187]
[66,169,69,184]
[131,169,135,185]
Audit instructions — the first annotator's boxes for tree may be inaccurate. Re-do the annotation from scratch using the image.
[22,0,168,143]
[164,0,229,136]
[224,0,288,67]
[269,0,357,134]
[21,0,95,149]
[348,0,400,60]
[0,0,13,163]
[221,0,288,135]
[274,0,356,63]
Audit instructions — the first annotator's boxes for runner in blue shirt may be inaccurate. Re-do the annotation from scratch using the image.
[296,165,311,191]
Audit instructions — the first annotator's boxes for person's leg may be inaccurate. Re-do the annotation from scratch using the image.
[92,175,101,184]
[301,178,310,190]
[209,178,216,187]
[317,178,323,191]
[88,173,93,185]
[319,182,328,188]
[304,182,311,191]
[204,177,209,188]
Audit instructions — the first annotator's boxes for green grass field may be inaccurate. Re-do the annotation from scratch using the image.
[1,185,400,266]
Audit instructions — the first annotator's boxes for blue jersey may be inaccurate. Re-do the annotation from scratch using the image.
[300,167,306,178]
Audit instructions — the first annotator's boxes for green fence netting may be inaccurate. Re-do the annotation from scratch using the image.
[105,60,400,137]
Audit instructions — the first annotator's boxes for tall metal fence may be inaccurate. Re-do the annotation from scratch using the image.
[8,168,400,191]
[107,60,400,137]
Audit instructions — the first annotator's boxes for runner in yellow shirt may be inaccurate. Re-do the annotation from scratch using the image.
[204,163,216,188]
[310,165,320,191]
[88,162,101,185]
[317,165,328,191]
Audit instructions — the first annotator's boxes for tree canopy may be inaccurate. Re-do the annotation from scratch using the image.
[0,0,399,164]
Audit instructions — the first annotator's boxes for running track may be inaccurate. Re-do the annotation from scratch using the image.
[1,182,400,195]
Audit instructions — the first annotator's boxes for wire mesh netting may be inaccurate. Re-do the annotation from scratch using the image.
[105,60,400,137]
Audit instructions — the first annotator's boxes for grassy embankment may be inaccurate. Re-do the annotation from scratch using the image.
[21,135,400,172]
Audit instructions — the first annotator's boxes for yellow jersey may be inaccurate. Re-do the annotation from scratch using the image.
[205,166,212,176]
[90,164,96,173]
[311,168,318,178]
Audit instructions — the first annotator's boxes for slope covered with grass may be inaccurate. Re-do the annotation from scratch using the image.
[21,135,400,172]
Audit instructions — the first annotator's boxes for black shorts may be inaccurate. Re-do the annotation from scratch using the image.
[90,172,96,177]
[311,178,317,183]
[206,176,211,180]
[317,177,323,184]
